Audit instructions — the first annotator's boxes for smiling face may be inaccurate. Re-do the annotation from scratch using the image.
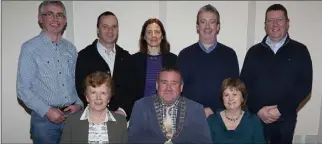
[222,87,244,110]
[265,10,289,42]
[197,11,220,44]
[38,4,67,35]
[85,83,111,112]
[97,15,119,45]
[156,71,183,105]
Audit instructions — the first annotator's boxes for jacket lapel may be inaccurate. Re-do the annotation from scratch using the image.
[91,39,112,75]
[75,119,90,143]
[113,44,122,78]
[107,121,119,143]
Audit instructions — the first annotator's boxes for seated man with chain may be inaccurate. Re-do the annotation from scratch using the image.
[128,67,212,144]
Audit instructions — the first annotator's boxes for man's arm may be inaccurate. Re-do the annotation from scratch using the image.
[194,104,213,144]
[69,45,84,110]
[127,100,146,144]
[228,49,240,78]
[74,51,88,106]
[112,55,133,118]
[16,43,50,117]
[240,49,262,113]
[277,46,313,116]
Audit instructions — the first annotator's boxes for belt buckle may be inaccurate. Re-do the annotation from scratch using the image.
[59,106,67,111]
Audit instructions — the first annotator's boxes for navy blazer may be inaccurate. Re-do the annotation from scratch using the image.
[128,95,213,144]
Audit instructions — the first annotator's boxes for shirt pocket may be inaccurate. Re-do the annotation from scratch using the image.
[62,52,76,77]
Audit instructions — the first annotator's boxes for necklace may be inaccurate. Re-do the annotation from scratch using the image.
[224,110,243,122]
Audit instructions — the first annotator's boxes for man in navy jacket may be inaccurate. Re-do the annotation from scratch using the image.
[240,4,313,144]
[128,67,212,144]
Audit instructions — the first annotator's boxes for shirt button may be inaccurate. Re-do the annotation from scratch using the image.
[62,84,64,86]
[65,97,67,98]
[57,60,59,62]
[59,72,61,74]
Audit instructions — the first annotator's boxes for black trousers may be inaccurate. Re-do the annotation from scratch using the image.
[263,118,297,144]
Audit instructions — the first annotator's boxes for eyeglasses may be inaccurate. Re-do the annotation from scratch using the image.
[42,11,65,20]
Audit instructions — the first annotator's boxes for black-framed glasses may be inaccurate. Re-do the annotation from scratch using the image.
[42,11,65,20]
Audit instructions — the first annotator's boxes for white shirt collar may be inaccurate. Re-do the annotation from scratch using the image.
[80,106,116,122]
[97,40,116,54]
[265,34,288,53]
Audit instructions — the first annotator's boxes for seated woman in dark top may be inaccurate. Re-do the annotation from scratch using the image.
[207,78,265,144]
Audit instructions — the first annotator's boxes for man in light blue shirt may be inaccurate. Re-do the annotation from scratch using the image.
[16,1,83,144]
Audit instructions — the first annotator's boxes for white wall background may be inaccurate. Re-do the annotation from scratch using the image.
[1,1,322,143]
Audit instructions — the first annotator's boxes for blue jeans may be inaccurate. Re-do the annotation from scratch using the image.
[30,111,64,144]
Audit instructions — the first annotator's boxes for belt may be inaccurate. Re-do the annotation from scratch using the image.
[53,102,75,111]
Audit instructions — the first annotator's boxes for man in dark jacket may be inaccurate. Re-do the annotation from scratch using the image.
[75,11,130,117]
[240,4,313,144]
[128,67,212,144]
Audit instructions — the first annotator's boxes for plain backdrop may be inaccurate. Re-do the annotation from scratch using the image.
[1,1,322,143]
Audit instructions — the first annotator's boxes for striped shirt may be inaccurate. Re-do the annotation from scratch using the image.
[16,30,83,117]
[143,55,162,97]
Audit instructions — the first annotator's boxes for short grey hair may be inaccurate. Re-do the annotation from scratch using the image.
[196,4,220,25]
[38,1,66,15]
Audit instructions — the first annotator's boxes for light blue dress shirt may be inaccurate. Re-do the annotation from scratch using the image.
[265,34,288,53]
[16,30,83,117]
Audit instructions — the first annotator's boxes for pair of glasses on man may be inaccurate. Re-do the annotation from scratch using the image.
[42,11,65,20]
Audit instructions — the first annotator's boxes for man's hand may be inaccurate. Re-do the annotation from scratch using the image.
[46,107,66,124]
[269,107,281,117]
[114,110,126,116]
[257,105,280,124]
[204,107,214,118]
[63,104,82,114]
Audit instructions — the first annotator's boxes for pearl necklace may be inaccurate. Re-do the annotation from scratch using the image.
[224,110,243,122]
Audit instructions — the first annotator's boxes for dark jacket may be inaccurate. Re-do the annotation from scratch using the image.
[128,95,213,144]
[75,39,130,111]
[60,110,128,143]
[119,52,177,120]
[240,34,313,119]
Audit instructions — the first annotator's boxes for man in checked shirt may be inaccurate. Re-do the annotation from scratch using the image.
[16,1,83,144]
